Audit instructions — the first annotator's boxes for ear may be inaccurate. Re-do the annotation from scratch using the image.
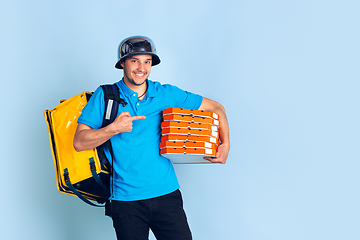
[120,60,125,68]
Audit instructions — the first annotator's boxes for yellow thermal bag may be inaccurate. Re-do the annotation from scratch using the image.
[44,84,124,206]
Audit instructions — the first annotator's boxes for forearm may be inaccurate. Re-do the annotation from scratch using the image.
[200,97,229,140]
[199,97,230,163]
[73,124,116,152]
[74,112,146,152]
[214,103,230,146]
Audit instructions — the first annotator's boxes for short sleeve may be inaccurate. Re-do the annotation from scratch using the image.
[77,86,105,129]
[169,85,203,110]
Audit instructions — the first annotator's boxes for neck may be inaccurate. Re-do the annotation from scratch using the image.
[123,78,147,95]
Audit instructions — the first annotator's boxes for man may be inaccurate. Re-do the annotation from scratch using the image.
[74,36,230,240]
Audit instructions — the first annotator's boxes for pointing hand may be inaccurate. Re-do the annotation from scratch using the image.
[112,112,146,133]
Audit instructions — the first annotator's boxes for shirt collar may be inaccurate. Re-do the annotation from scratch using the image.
[146,79,157,98]
[116,78,157,98]
[117,78,133,97]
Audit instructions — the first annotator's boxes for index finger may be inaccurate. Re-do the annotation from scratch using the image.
[129,115,146,121]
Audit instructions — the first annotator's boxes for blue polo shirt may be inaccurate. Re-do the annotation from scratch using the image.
[78,79,203,201]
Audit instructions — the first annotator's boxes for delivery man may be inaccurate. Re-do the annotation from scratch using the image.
[74,36,230,240]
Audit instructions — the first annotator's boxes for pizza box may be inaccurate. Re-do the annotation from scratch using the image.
[163,107,219,120]
[161,127,219,138]
[161,121,218,132]
[160,134,220,145]
[159,141,218,150]
[160,147,216,164]
[163,114,220,126]
[160,147,216,155]
[161,153,214,164]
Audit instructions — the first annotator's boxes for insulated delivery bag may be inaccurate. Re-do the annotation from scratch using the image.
[44,84,125,206]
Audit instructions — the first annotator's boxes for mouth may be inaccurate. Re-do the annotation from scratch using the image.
[134,72,146,78]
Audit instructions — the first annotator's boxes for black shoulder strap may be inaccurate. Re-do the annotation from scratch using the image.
[99,84,127,213]
[65,84,127,208]
[100,84,127,128]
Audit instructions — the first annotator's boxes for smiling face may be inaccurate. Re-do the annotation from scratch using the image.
[121,55,152,88]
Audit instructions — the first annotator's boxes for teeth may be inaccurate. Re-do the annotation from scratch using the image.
[136,73,145,77]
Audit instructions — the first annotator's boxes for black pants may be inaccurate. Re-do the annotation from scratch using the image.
[110,189,192,240]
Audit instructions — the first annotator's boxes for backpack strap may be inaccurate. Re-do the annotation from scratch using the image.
[63,168,105,207]
[89,157,109,190]
[100,84,126,212]
[69,84,126,208]
[101,84,127,128]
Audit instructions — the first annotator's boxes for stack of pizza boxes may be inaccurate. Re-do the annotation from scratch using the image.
[160,107,220,164]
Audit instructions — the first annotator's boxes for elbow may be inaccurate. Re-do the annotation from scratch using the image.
[73,137,84,152]
[199,97,226,115]
[73,142,81,152]
[217,102,226,113]
[212,101,226,116]
[73,123,92,152]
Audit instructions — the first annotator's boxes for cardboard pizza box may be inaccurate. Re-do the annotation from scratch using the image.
[160,147,216,164]
[163,107,219,120]
[163,114,220,126]
[160,147,216,155]
[161,134,220,145]
[159,141,218,150]
[161,127,219,138]
[161,153,214,164]
[161,121,218,132]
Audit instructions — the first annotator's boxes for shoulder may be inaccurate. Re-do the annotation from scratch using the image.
[84,86,105,108]
[152,80,183,92]
[150,80,174,89]
[77,85,106,129]
[147,80,179,97]
[91,85,106,99]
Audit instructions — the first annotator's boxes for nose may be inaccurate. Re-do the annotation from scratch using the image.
[137,62,145,72]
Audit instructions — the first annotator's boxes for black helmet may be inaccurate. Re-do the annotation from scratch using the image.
[115,36,161,69]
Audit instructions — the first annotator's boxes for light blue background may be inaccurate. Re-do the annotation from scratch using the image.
[1,0,359,239]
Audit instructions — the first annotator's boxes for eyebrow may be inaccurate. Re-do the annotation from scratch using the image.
[130,56,152,61]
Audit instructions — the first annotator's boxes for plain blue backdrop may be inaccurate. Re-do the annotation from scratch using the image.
[1,0,359,239]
